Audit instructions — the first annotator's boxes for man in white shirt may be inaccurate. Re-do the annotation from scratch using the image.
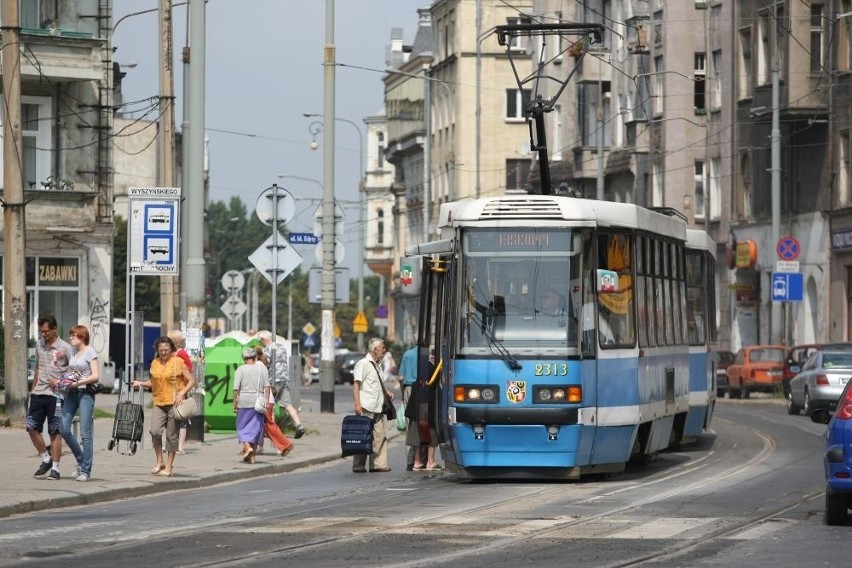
[352,337,394,473]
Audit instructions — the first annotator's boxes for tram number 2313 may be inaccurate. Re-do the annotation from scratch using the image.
[535,363,569,376]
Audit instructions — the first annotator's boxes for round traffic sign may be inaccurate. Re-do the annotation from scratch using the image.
[776,236,800,261]
[221,269,245,291]
[256,185,296,226]
[315,239,345,265]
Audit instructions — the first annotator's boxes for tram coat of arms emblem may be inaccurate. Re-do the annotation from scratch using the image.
[506,380,526,403]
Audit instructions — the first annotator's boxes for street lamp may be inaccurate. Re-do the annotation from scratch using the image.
[303,111,367,352]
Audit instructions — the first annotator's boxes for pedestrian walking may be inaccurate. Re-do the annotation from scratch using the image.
[233,348,269,464]
[59,325,100,481]
[132,336,196,477]
[28,314,73,480]
[167,330,193,455]
[254,346,293,457]
[351,337,394,473]
[257,330,306,438]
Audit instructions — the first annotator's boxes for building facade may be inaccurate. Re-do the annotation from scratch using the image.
[0,2,116,375]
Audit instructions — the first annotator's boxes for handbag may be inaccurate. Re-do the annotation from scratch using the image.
[254,366,268,414]
[172,359,199,421]
[173,396,199,421]
[382,394,396,421]
[85,382,104,396]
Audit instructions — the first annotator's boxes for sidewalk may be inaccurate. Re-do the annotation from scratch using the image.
[0,389,378,519]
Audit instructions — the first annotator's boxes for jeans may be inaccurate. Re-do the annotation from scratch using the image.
[60,390,95,476]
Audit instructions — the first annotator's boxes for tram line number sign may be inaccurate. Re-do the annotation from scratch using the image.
[776,236,801,261]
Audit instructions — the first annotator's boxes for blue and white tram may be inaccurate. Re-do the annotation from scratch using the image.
[682,229,719,441]
[407,195,716,479]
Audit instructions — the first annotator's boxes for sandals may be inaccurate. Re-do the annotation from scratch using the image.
[151,464,166,475]
[242,449,256,464]
[278,447,293,457]
[425,464,443,471]
[158,468,174,477]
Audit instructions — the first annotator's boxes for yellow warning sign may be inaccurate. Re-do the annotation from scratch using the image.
[353,311,368,334]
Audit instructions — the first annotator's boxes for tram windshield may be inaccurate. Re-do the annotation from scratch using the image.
[459,227,586,356]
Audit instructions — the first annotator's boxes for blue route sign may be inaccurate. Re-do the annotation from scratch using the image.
[771,272,803,302]
[289,232,320,245]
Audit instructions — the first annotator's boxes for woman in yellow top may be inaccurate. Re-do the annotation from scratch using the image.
[132,336,196,477]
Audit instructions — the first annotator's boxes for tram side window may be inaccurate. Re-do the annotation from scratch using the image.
[636,236,649,347]
[685,249,706,345]
[597,232,635,348]
[705,252,717,343]
[662,242,674,345]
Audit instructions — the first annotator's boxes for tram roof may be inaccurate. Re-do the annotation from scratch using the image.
[686,228,717,256]
[438,195,688,240]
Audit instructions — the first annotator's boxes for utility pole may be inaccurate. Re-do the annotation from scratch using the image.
[182,0,207,440]
[159,0,177,334]
[769,0,782,345]
[1,0,26,420]
[320,0,337,413]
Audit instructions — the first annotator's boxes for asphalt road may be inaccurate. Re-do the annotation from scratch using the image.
[0,398,841,568]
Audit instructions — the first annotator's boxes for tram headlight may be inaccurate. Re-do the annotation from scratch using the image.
[454,385,499,403]
[533,385,582,404]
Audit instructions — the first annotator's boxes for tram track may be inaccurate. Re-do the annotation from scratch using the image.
[175,418,782,568]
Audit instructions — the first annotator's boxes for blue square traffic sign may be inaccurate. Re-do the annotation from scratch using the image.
[771,272,803,302]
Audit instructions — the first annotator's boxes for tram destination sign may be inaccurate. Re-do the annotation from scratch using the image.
[466,229,574,252]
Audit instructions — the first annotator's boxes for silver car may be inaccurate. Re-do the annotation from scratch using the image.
[787,345,852,415]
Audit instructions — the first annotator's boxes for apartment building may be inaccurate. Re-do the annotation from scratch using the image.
[0,2,116,366]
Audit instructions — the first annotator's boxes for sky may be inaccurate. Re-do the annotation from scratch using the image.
[113,1,428,273]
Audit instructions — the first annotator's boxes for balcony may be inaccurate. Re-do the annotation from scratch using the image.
[578,52,612,83]
[19,31,104,82]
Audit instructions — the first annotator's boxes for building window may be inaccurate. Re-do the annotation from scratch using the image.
[21,0,56,29]
[738,28,753,99]
[709,157,721,219]
[506,17,532,51]
[841,131,851,207]
[711,50,722,109]
[653,56,664,115]
[694,52,706,114]
[506,159,531,190]
[694,160,705,218]
[377,209,385,245]
[506,88,531,120]
[551,104,562,161]
[811,5,824,74]
[1,96,52,189]
[578,83,611,147]
[757,11,771,85]
[843,0,852,70]
[652,162,664,207]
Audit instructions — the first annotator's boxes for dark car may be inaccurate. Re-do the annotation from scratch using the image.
[782,343,822,397]
[715,350,735,397]
[811,382,852,524]
[788,343,852,415]
[335,353,363,385]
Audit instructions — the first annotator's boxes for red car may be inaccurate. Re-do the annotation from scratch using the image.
[726,345,786,399]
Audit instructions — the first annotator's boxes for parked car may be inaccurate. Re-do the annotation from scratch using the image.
[335,353,363,385]
[788,344,852,415]
[715,350,735,397]
[811,383,852,524]
[783,343,823,397]
[726,345,786,399]
[309,354,320,384]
